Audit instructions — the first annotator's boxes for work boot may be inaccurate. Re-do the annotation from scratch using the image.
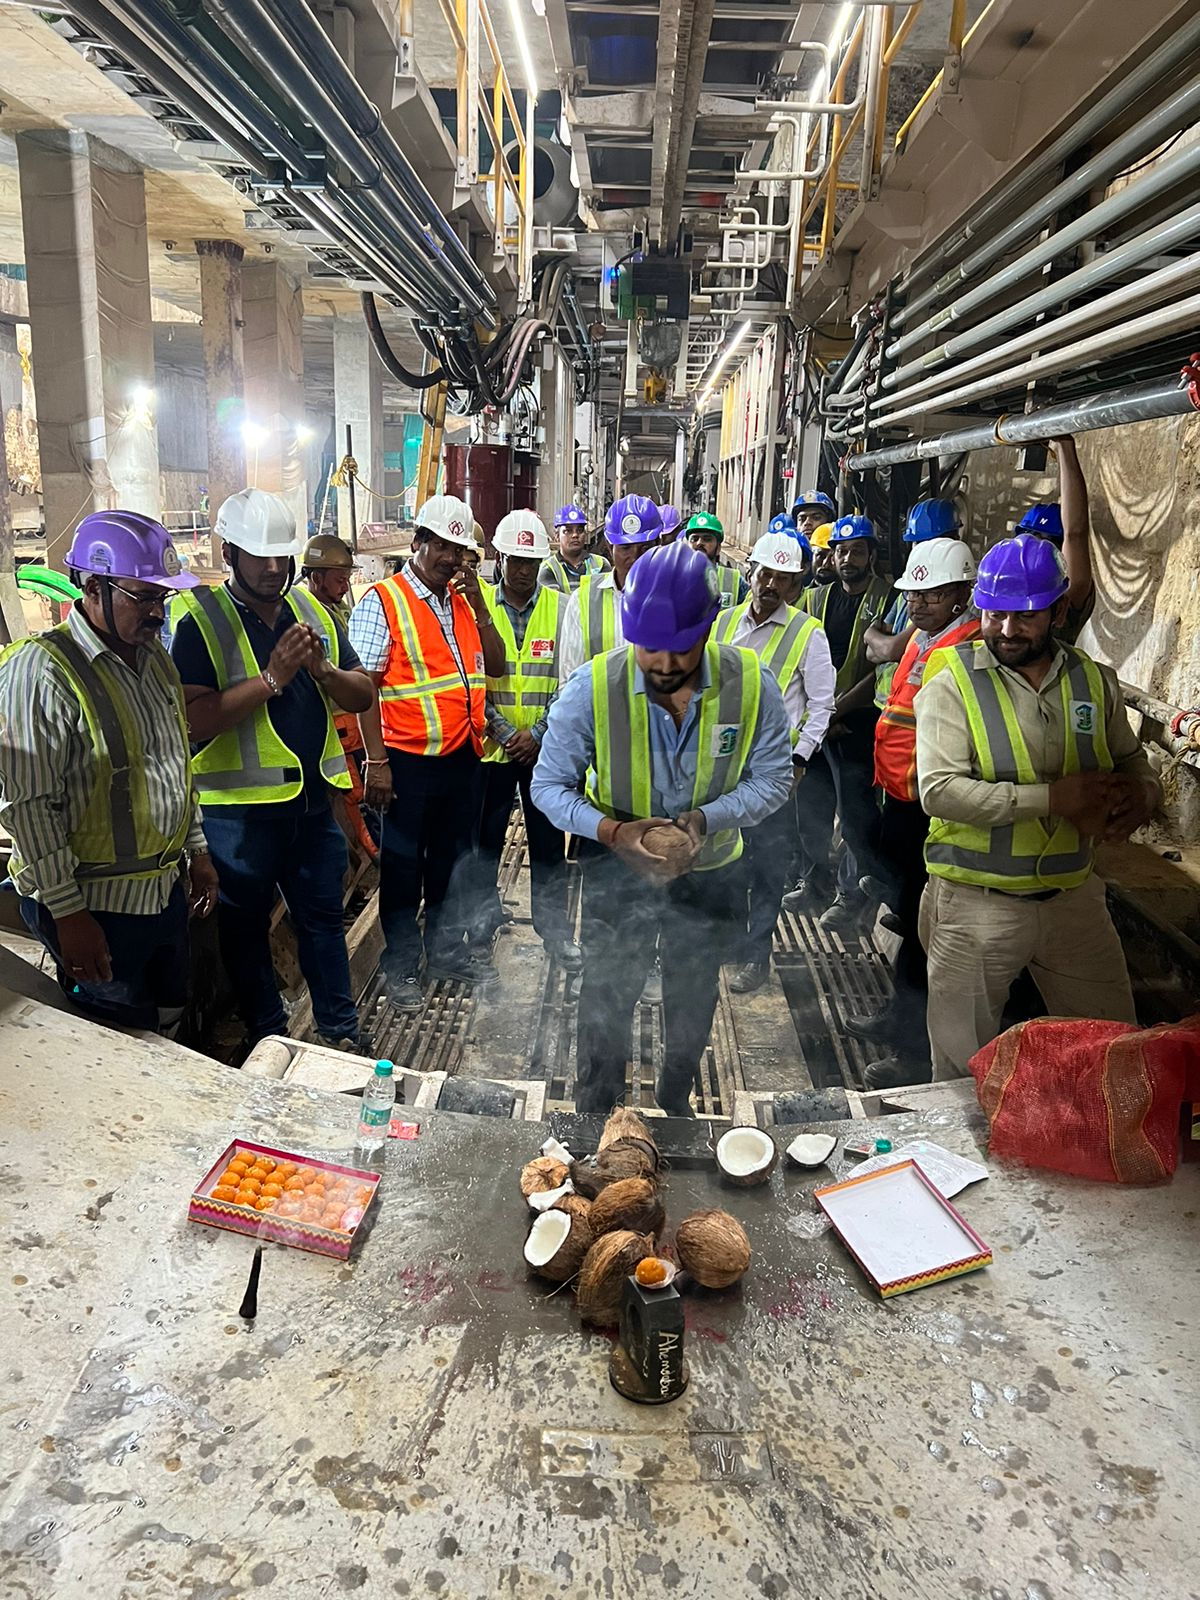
[781,879,830,917]
[858,874,894,912]
[863,1054,933,1092]
[385,971,424,1013]
[316,1033,365,1054]
[544,937,583,972]
[879,911,904,935]
[656,1089,697,1118]
[818,890,869,937]
[426,948,497,984]
[728,961,769,994]
[841,1004,896,1042]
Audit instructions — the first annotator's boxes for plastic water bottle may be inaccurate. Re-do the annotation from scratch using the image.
[356,1059,396,1151]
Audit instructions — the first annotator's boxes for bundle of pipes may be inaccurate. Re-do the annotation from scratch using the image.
[822,13,1200,463]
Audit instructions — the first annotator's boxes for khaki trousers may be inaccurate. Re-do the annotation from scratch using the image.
[920,873,1136,1080]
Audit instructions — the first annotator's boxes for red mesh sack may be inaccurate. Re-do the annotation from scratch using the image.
[969,1015,1200,1183]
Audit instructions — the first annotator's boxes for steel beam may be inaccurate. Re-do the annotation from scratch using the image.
[656,0,718,246]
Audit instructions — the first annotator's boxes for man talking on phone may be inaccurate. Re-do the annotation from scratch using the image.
[350,496,506,1008]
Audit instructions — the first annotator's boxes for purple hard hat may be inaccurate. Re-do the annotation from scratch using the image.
[973,532,1068,613]
[604,493,663,546]
[66,511,198,589]
[619,541,719,652]
[555,504,588,528]
[658,503,682,536]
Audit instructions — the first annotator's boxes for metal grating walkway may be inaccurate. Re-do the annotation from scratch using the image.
[357,807,899,1112]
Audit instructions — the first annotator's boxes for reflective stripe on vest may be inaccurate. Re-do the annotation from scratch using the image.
[874,616,980,801]
[539,552,608,594]
[481,582,566,762]
[578,575,617,660]
[171,585,350,805]
[712,601,821,747]
[375,574,486,757]
[713,564,742,608]
[873,594,911,710]
[924,641,1113,891]
[806,574,892,696]
[585,642,762,872]
[13,628,192,880]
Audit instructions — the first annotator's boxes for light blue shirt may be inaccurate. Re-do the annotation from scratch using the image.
[530,648,794,842]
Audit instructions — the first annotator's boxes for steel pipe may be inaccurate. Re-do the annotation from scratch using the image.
[887,136,1200,362]
[880,204,1200,399]
[874,288,1200,425]
[897,8,1200,300]
[897,71,1200,331]
[847,374,1197,469]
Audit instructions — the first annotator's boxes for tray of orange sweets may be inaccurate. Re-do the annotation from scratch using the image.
[189,1140,381,1260]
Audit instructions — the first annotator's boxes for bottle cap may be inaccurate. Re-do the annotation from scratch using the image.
[874,1137,893,1154]
[374,1059,395,1076]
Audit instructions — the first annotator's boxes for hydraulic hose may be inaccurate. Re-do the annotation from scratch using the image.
[361,294,446,389]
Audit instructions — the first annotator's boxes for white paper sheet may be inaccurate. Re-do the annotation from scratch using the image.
[846,1139,988,1199]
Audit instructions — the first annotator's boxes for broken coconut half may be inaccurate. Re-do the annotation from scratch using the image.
[523,1208,593,1283]
[715,1127,778,1187]
[785,1132,837,1169]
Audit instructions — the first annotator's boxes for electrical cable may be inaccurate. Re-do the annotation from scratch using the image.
[361,293,446,388]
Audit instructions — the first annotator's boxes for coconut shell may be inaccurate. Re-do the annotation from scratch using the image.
[569,1138,660,1199]
[715,1128,779,1188]
[519,1156,569,1197]
[576,1230,656,1326]
[587,1177,666,1240]
[675,1209,752,1289]
[553,1193,593,1225]
[598,1108,657,1157]
[524,1208,594,1284]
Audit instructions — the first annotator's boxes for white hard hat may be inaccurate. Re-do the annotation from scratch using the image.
[749,531,810,575]
[494,509,550,558]
[215,488,302,557]
[898,537,977,591]
[414,494,475,549]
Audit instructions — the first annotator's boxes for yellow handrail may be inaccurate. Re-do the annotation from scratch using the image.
[894,0,994,148]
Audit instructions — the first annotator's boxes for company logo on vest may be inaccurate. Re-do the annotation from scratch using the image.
[1070,700,1096,735]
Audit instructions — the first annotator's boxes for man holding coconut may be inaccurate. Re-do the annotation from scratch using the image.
[531,542,793,1115]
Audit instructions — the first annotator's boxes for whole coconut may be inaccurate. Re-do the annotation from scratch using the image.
[598,1108,658,1158]
[553,1193,593,1225]
[588,1177,666,1240]
[576,1230,655,1326]
[519,1156,569,1197]
[570,1141,657,1198]
[675,1210,751,1289]
[640,825,694,866]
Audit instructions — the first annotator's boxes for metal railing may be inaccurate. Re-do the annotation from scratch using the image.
[431,0,534,299]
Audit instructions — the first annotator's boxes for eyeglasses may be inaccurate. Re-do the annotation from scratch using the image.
[108,581,176,609]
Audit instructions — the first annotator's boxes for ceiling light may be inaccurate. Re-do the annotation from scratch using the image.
[696,319,752,407]
[506,0,539,100]
[241,420,269,447]
[295,423,315,445]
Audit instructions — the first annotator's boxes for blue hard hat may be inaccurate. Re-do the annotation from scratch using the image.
[555,504,588,528]
[905,498,961,542]
[658,503,682,536]
[605,494,663,546]
[619,541,719,652]
[829,514,877,543]
[768,513,797,537]
[1016,502,1064,543]
[792,489,835,516]
[973,533,1068,613]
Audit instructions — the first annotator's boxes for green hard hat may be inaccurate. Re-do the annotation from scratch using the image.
[686,512,724,539]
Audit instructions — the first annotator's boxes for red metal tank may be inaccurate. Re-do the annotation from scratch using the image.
[443,443,512,556]
[512,450,539,513]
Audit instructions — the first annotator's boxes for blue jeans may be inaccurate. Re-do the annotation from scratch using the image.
[201,800,359,1045]
[20,882,189,1032]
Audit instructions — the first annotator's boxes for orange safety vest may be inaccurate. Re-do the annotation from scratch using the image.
[374,574,486,757]
[874,614,980,801]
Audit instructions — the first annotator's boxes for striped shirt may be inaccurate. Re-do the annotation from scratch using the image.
[0,605,205,918]
[349,570,468,680]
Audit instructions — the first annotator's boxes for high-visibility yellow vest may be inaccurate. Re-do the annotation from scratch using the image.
[585,641,762,872]
[712,600,822,748]
[171,584,350,806]
[712,563,743,608]
[539,552,610,594]
[578,574,618,660]
[924,641,1114,892]
[1,625,192,884]
[805,574,892,696]
[480,581,566,763]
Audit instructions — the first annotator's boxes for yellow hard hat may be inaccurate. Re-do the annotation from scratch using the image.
[301,533,354,570]
[810,522,834,549]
